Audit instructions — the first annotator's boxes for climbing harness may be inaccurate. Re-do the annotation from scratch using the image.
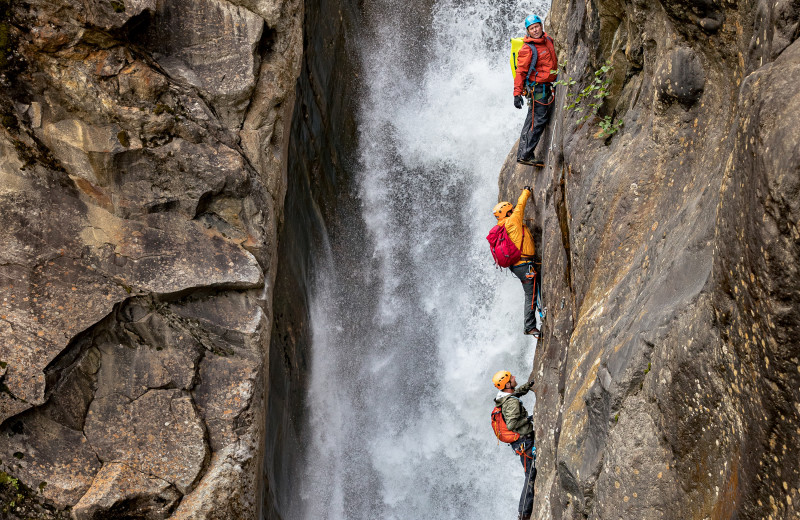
[515,438,537,473]
[524,82,556,132]
[526,82,556,106]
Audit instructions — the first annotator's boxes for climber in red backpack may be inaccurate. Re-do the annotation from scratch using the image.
[514,14,558,167]
[488,186,540,337]
[492,371,536,520]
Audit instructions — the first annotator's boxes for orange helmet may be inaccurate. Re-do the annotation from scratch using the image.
[492,370,512,390]
[493,201,512,219]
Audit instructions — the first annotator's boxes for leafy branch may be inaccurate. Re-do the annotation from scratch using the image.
[552,60,623,137]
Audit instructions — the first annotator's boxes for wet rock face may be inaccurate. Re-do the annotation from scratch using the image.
[263,0,361,516]
[0,0,301,516]
[498,0,800,518]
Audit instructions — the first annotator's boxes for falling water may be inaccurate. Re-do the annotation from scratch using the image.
[295,0,549,518]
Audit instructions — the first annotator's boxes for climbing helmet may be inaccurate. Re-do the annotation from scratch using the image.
[493,370,512,390]
[493,201,513,219]
[525,14,542,28]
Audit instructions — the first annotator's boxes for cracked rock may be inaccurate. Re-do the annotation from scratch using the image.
[73,462,181,520]
[84,389,208,495]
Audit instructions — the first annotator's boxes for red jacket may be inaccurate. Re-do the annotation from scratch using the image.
[513,33,558,96]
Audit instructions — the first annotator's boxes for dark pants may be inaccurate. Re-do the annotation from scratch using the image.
[517,83,553,162]
[510,262,538,333]
[511,434,537,516]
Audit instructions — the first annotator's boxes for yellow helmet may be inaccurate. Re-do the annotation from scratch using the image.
[492,370,512,390]
[493,201,512,219]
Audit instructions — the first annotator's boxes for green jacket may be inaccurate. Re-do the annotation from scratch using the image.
[494,381,534,436]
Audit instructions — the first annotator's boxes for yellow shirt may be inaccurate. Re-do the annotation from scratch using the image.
[497,190,535,265]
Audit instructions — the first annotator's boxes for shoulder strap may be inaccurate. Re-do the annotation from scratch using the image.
[525,43,538,83]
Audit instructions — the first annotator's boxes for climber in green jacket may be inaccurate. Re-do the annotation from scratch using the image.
[493,371,536,520]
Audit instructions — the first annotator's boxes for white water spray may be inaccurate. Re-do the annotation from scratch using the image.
[296,1,549,518]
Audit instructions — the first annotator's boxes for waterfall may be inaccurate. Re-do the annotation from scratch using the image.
[295,0,549,518]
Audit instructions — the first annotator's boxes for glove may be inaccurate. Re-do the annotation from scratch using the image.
[523,185,532,192]
[514,95,524,109]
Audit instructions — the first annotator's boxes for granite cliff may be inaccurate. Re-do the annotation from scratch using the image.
[498,0,800,517]
[0,0,355,516]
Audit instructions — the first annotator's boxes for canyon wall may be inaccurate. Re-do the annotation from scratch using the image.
[0,0,305,516]
[498,0,800,517]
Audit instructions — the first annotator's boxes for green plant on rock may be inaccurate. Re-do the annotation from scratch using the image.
[0,470,21,514]
[596,115,623,138]
[553,60,621,136]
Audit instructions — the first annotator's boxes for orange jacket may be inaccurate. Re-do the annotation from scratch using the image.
[513,34,558,96]
[497,190,535,264]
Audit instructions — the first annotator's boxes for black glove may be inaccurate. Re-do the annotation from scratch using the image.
[523,185,532,192]
[514,95,524,109]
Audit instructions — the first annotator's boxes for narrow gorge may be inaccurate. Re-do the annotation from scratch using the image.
[0,0,798,519]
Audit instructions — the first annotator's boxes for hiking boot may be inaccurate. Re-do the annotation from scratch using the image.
[525,327,540,338]
[517,157,545,167]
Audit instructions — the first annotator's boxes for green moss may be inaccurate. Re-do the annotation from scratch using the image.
[1,113,16,130]
[109,0,125,13]
[0,473,18,490]
[1,470,67,517]
[0,361,7,369]
[117,130,130,147]
[154,103,174,115]
[0,0,11,71]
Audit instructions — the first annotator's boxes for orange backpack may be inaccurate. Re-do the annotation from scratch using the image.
[491,403,521,443]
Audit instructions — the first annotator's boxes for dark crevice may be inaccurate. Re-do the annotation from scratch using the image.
[258,24,278,59]
[555,164,574,302]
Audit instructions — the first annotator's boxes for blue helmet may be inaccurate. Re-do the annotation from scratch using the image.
[525,15,542,28]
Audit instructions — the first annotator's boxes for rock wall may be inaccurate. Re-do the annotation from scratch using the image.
[0,0,303,516]
[498,0,800,518]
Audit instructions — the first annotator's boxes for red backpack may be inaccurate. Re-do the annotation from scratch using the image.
[487,224,524,268]
[491,403,521,443]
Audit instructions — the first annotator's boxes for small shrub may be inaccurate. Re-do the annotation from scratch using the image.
[553,60,622,137]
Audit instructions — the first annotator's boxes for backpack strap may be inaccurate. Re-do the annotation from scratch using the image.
[525,42,538,86]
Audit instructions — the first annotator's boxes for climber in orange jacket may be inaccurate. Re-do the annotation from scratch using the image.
[493,186,539,336]
[513,15,558,167]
